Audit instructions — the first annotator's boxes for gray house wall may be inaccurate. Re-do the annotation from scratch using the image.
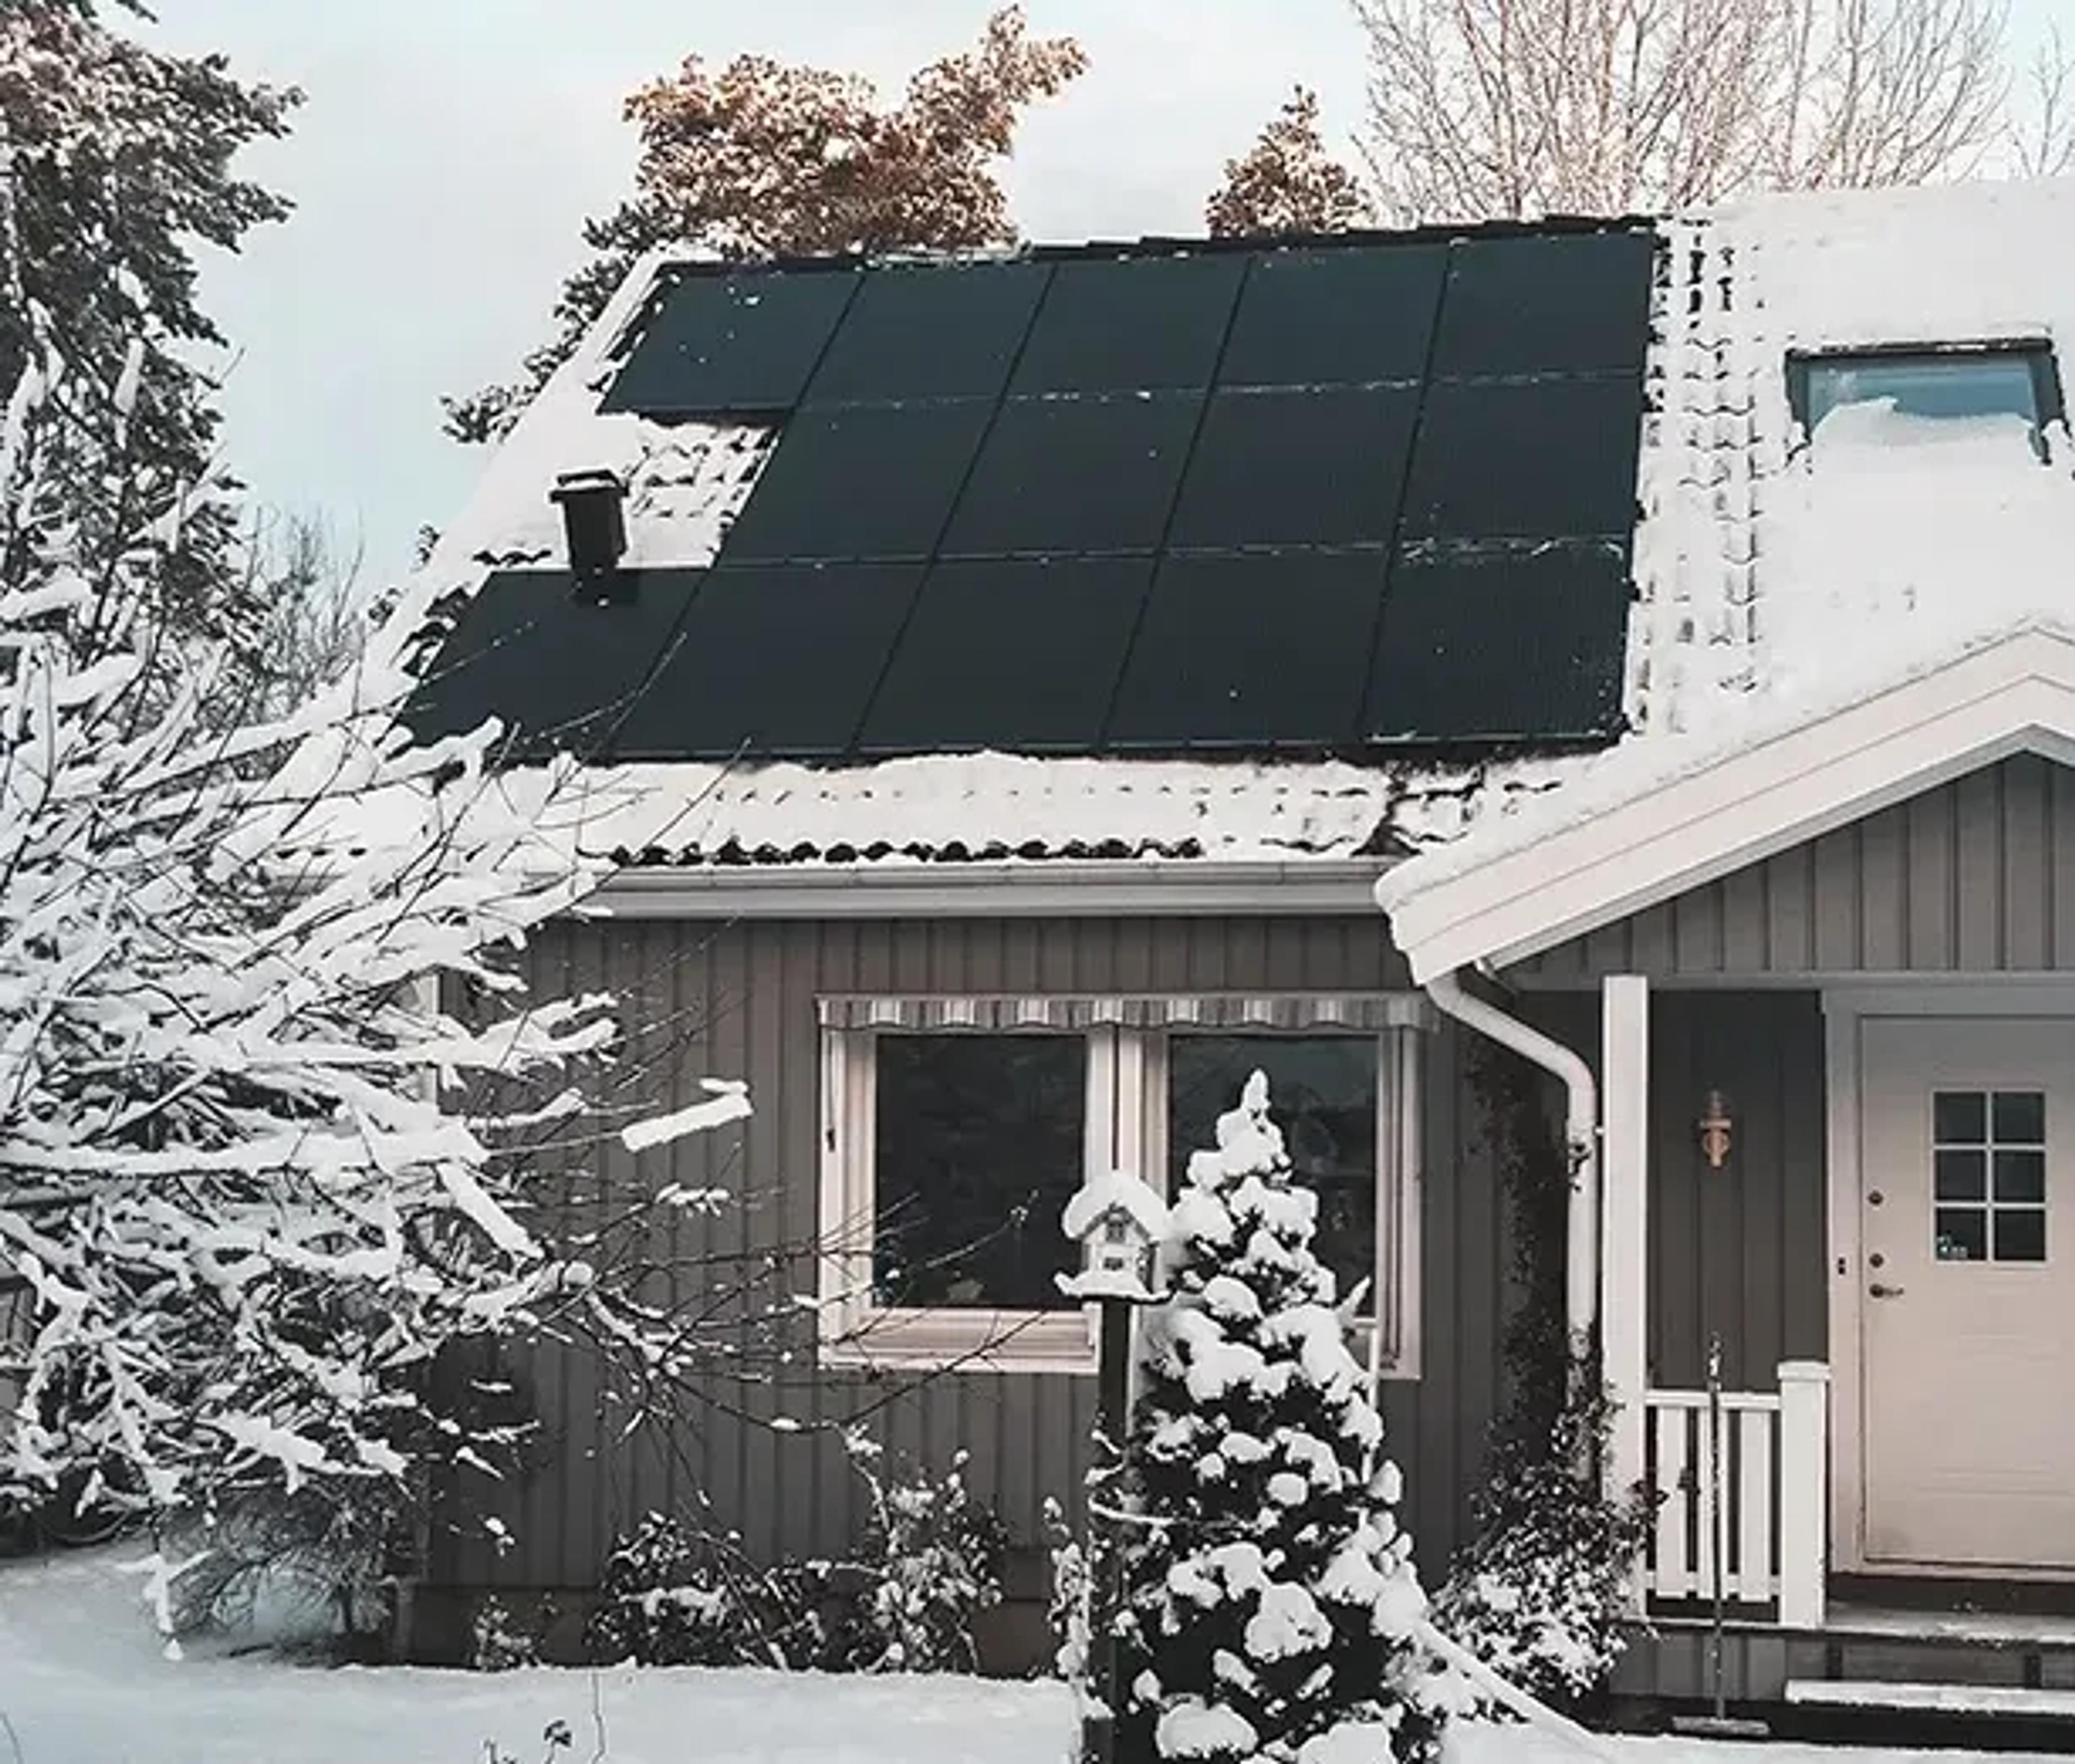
[1518,754,2075,982]
[418,913,1517,1658]
[1527,991,1827,1395]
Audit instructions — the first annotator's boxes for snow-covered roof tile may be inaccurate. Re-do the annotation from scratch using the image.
[1386,175,2075,896]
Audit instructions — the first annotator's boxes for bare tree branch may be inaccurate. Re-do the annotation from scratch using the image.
[1355,0,2020,222]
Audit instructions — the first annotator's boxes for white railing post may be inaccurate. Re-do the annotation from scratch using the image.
[1777,1360,1831,1629]
[1602,975,1650,1613]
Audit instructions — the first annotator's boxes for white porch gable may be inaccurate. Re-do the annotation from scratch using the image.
[1380,622,2075,987]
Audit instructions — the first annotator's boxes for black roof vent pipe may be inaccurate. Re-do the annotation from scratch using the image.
[550,468,629,602]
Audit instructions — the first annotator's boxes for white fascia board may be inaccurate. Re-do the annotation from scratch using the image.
[587,857,1393,920]
[1388,628,2075,984]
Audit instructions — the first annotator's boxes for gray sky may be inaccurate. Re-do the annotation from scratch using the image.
[144,1,2060,593]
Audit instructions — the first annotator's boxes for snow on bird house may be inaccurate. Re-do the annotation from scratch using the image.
[1058,1168,1170,1303]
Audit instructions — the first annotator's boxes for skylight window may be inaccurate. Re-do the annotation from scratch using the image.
[1790,343,2061,457]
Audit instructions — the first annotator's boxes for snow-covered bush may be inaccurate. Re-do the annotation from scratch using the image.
[1431,1363,1653,1711]
[470,1593,540,1672]
[166,1480,407,1652]
[0,324,764,1567]
[1042,1493,1089,1682]
[585,1439,1004,1674]
[848,1432,1005,1674]
[585,1512,788,1667]
[1433,1046,1655,1713]
[1116,1071,1447,1763]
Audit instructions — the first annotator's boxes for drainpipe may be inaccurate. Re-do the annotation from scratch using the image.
[1425,967,1599,1342]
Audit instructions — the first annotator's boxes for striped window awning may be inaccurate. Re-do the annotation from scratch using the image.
[815,992,1434,1032]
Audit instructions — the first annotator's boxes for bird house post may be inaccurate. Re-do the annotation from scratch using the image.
[1059,1171,1170,1764]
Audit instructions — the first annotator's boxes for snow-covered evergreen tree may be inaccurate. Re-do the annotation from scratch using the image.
[0,318,760,1559]
[1,0,299,650]
[1117,1071,1445,1763]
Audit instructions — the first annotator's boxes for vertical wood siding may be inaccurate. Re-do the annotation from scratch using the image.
[426,916,1512,1602]
[1521,754,2075,981]
[1529,991,1826,1393]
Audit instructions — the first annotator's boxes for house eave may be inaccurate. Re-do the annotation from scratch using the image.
[1383,626,2075,983]
[585,856,1394,920]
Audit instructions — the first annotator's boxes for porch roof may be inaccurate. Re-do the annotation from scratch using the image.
[1382,622,2075,983]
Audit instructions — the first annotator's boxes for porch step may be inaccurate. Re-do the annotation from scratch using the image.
[1786,1679,2075,1720]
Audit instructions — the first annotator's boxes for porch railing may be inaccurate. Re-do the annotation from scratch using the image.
[1641,1360,1829,1629]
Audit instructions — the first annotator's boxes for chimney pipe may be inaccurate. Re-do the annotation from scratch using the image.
[550,468,629,602]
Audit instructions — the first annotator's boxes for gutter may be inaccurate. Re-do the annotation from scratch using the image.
[1424,967,1599,1342]
[587,857,1391,920]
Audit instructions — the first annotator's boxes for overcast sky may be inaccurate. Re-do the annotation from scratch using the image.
[143,1,2059,594]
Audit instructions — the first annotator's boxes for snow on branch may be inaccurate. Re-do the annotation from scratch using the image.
[0,340,805,1540]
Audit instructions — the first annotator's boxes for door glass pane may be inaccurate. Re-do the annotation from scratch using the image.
[1168,1035,1376,1310]
[873,1034,1086,1310]
[1994,1091,2047,1143]
[1935,1148,1986,1200]
[1935,1090,1987,1143]
[1994,1148,2046,1203]
[1995,1209,2047,1263]
[1928,1088,2049,1264]
[1935,1208,1989,1262]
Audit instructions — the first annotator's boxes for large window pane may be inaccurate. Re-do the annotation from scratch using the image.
[873,1034,1085,1310]
[1168,1035,1377,1310]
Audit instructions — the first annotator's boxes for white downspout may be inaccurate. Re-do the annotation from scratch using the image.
[1425,967,1599,1341]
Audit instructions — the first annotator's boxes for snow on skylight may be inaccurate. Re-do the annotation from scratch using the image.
[1624,178,2075,746]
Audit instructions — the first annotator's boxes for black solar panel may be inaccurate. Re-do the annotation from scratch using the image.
[452,226,1659,765]
[859,557,1153,755]
[1217,245,1447,388]
[400,569,698,760]
[1363,545,1630,741]
[801,260,1050,404]
[1431,230,1657,377]
[941,392,1204,556]
[717,400,992,562]
[1168,386,1417,549]
[601,269,856,415]
[1009,253,1248,394]
[610,562,923,760]
[1402,376,1644,540]
[1105,551,1385,749]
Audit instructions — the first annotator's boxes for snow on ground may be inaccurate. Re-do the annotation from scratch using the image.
[0,1546,2067,1764]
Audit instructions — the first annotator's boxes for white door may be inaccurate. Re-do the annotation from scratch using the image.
[1860,1017,2075,1571]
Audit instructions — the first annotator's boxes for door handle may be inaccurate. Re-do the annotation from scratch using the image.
[1869,1282,1906,1299]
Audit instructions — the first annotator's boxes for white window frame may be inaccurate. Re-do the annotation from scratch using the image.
[815,992,1431,1377]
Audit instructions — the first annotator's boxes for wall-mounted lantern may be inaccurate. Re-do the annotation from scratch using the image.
[1698,1089,1734,1171]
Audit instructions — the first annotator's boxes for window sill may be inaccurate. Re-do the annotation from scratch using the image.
[819,1306,1097,1375]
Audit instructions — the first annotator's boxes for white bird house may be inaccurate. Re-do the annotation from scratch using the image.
[1057,1169,1171,1304]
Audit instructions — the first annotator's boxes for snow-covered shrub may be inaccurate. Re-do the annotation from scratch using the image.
[1042,1493,1089,1682]
[585,1512,778,1667]
[1432,1363,1653,1711]
[585,1440,1004,1675]
[167,1481,409,1653]
[0,325,764,1566]
[470,1593,539,1671]
[847,1431,1005,1674]
[1433,1046,1656,1713]
[1117,1072,1447,1763]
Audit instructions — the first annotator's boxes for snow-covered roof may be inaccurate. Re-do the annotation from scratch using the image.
[1381,175,2075,960]
[369,231,1639,876]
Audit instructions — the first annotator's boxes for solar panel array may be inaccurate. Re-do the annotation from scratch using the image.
[409,227,1654,763]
